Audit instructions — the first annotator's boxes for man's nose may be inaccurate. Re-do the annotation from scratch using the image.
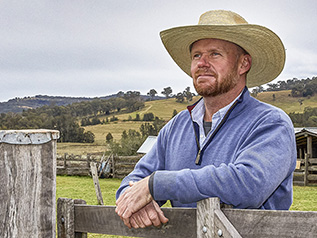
[197,54,210,67]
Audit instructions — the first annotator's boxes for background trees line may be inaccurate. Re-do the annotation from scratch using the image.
[0,91,146,143]
[1,78,316,146]
[148,86,195,103]
[252,76,317,97]
[289,107,317,127]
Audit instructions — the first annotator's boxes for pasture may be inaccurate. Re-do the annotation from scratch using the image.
[56,175,317,238]
[57,97,195,155]
[256,90,317,113]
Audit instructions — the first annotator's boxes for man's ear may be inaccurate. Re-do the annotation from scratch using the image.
[239,54,252,75]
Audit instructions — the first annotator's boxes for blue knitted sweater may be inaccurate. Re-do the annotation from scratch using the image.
[116,88,296,209]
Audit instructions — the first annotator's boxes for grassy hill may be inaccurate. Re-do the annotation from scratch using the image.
[57,97,197,155]
[57,91,317,155]
[255,90,317,113]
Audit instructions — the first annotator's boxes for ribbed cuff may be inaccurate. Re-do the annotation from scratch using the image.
[148,172,156,198]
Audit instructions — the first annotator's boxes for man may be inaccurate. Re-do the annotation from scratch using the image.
[115,10,297,229]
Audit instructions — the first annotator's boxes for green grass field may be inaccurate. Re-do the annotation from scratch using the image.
[56,176,317,238]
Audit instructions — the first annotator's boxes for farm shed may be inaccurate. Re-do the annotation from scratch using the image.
[294,127,317,185]
[295,127,317,158]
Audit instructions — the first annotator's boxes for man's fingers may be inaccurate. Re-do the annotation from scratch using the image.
[137,206,152,227]
[145,202,162,227]
[153,201,169,224]
[131,213,146,228]
[123,217,132,229]
[115,195,127,217]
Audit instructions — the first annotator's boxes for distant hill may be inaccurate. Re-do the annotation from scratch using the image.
[255,90,317,114]
[0,94,163,114]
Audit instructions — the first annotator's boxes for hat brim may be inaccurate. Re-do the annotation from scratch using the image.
[160,24,285,88]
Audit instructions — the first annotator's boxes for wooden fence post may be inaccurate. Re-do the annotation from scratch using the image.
[197,197,219,237]
[304,153,309,186]
[0,129,59,238]
[57,198,75,238]
[197,197,241,238]
[64,153,68,168]
[112,154,116,178]
[90,162,104,205]
[57,198,88,238]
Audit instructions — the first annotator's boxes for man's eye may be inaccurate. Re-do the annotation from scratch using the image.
[192,53,201,59]
[211,52,220,56]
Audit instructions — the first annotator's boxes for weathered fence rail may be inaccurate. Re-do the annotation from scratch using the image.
[57,197,317,238]
[294,155,317,186]
[56,153,142,178]
[112,155,142,179]
[58,153,317,186]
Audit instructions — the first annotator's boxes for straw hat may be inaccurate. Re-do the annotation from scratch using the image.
[160,10,285,88]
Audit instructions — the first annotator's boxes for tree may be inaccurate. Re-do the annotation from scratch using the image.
[251,88,258,97]
[183,87,193,102]
[147,89,157,100]
[116,91,124,97]
[172,109,178,118]
[267,83,278,91]
[106,132,113,143]
[83,131,95,143]
[175,92,184,103]
[140,123,156,137]
[135,114,141,121]
[161,87,173,98]
[143,112,155,121]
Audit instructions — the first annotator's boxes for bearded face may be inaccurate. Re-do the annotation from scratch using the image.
[190,38,246,97]
[193,63,239,97]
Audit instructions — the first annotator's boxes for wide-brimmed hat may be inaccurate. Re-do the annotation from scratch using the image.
[160,10,285,88]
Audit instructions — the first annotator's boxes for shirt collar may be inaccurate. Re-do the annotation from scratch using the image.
[191,90,244,125]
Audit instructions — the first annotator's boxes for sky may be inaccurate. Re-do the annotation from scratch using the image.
[0,0,316,102]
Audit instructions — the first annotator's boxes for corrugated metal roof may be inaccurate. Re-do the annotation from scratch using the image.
[295,127,317,137]
[137,136,157,154]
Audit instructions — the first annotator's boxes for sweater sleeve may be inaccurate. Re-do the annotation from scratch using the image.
[152,117,297,209]
[115,115,175,204]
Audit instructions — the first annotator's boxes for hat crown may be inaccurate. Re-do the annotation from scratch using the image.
[198,10,248,25]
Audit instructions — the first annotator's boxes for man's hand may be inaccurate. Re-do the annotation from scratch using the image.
[115,176,153,221]
[126,201,169,229]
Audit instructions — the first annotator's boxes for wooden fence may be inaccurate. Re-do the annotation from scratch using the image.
[56,153,141,178]
[57,197,317,238]
[294,154,317,186]
[58,153,317,186]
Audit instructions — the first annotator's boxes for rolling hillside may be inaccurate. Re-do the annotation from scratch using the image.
[57,90,317,155]
[255,90,317,114]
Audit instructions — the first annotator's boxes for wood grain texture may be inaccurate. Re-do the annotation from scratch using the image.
[0,139,56,237]
[74,205,196,238]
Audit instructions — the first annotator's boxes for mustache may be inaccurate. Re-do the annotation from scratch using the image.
[194,68,217,78]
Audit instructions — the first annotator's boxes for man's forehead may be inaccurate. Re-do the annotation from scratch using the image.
[190,38,237,51]
[190,38,248,55]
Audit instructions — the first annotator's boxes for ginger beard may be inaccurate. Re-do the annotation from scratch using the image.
[193,63,240,97]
